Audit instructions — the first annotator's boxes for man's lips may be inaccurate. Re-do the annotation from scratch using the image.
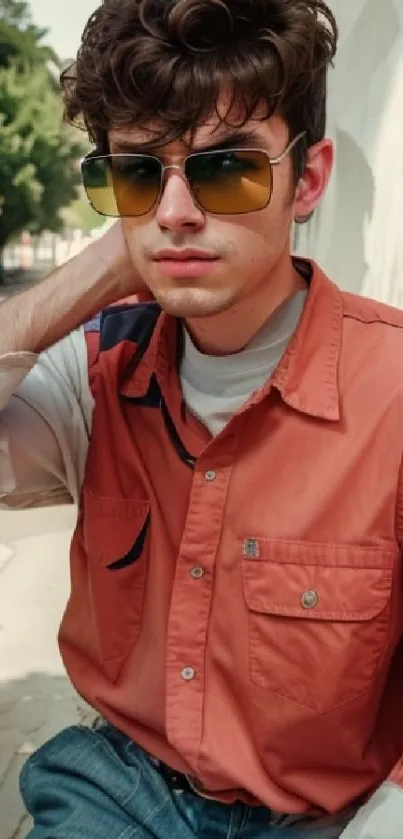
[153,248,219,262]
[152,249,220,278]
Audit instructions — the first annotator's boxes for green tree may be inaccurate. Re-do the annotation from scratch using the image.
[0,0,57,70]
[0,1,85,279]
[0,0,30,26]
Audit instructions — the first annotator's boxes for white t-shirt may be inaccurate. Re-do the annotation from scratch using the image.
[181,291,307,437]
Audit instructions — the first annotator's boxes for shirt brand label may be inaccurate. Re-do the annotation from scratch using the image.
[243,538,260,559]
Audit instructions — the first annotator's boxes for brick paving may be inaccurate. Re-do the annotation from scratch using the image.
[0,507,93,839]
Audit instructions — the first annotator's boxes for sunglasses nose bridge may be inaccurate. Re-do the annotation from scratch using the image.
[160,161,186,184]
[158,161,197,205]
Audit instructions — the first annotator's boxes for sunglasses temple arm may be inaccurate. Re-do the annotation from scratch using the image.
[270,132,307,166]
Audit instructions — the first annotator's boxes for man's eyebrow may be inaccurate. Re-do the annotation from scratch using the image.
[192,130,270,153]
[109,138,154,153]
[109,130,270,155]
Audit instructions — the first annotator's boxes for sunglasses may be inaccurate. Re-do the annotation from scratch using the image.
[81,132,306,218]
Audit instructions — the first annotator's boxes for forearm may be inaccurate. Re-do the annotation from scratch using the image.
[0,242,122,356]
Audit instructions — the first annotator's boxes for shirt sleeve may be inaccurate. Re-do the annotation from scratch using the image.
[0,327,93,509]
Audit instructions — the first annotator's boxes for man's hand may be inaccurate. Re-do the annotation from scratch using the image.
[339,783,403,839]
[92,221,148,302]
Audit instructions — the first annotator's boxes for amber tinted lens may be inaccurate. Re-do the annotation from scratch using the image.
[185,150,272,214]
[82,155,162,217]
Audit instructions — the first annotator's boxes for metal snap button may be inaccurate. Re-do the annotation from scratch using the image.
[181,667,196,681]
[190,567,205,579]
[301,590,319,609]
[204,470,217,482]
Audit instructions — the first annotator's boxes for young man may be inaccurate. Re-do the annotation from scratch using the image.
[1,0,402,836]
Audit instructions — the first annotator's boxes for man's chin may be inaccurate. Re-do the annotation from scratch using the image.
[152,287,235,319]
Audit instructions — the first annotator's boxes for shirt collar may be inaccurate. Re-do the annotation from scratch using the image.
[119,307,178,400]
[270,259,342,421]
[119,259,343,422]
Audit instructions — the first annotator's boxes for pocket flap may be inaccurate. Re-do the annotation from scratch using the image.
[83,490,150,567]
[242,541,395,622]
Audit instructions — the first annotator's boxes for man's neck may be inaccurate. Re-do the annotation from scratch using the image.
[186,254,307,356]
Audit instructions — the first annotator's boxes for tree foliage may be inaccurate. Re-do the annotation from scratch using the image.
[0,0,86,275]
[0,0,58,73]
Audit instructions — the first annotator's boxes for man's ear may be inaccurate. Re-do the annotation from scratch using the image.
[294,139,334,222]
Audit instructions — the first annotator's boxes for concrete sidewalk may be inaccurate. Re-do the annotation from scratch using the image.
[0,507,94,839]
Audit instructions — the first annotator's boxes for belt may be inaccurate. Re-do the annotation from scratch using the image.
[158,763,212,797]
[92,718,355,833]
[158,762,252,804]
[158,763,191,792]
[156,761,356,831]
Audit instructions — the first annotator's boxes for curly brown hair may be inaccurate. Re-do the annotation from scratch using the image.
[61,0,338,181]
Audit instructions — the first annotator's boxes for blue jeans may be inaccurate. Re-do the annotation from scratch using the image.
[20,721,352,838]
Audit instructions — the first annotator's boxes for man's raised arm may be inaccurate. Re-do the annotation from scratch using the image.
[0,224,143,509]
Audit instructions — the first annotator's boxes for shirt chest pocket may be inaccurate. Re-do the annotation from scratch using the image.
[242,540,396,714]
[83,490,150,681]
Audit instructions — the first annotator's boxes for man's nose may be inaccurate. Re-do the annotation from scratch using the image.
[155,169,205,232]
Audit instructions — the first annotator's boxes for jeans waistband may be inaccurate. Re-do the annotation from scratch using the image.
[156,758,356,831]
[93,718,356,833]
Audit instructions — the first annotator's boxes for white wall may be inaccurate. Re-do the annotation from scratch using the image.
[295,0,403,304]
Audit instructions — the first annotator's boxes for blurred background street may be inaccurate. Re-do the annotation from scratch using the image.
[1,4,102,835]
[0,505,94,839]
[1,0,403,836]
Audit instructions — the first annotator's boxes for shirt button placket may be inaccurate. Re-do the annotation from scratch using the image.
[166,461,228,763]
